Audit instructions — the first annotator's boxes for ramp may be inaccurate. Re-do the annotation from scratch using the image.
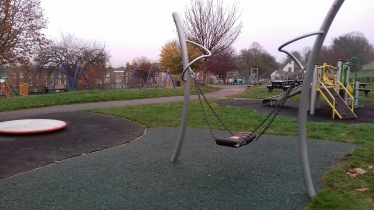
[262,85,303,106]
[318,86,356,119]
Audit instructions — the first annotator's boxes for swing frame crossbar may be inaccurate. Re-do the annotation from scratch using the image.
[171,0,344,198]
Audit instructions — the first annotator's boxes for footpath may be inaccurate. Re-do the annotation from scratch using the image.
[1,88,246,121]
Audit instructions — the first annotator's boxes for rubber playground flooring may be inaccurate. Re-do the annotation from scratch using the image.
[0,110,358,209]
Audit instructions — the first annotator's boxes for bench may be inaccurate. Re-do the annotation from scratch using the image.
[44,84,68,93]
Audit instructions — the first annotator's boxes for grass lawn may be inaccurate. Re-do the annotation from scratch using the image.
[0,86,219,112]
[85,86,374,210]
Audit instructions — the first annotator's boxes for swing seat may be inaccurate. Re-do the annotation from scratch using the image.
[215,132,256,148]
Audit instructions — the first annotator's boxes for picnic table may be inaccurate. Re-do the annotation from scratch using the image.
[266,80,303,93]
[358,83,371,97]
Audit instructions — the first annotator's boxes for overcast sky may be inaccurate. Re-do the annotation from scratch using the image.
[40,0,374,68]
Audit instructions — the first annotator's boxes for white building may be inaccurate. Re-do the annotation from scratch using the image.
[283,61,295,73]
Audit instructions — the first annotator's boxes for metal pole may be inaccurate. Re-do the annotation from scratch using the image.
[171,12,191,162]
[310,65,318,115]
[297,0,344,197]
[345,64,350,102]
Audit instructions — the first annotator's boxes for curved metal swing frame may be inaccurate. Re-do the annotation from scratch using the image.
[171,0,344,198]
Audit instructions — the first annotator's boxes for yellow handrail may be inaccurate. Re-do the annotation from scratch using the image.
[317,81,340,119]
[319,63,338,85]
[335,81,355,112]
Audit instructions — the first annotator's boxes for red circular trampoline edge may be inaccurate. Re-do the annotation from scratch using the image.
[0,121,67,135]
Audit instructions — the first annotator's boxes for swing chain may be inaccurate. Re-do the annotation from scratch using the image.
[251,69,305,141]
[194,78,235,137]
[193,67,304,143]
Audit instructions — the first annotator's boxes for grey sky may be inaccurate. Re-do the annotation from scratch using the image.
[40,0,374,67]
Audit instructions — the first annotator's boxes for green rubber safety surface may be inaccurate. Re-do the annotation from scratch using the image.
[0,127,357,210]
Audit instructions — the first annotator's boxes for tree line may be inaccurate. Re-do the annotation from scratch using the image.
[1,0,373,87]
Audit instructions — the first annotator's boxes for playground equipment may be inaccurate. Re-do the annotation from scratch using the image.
[171,13,256,151]
[164,68,176,88]
[52,62,91,93]
[341,57,371,107]
[263,61,357,120]
[264,58,368,120]
[0,119,67,135]
[250,68,258,84]
[70,61,92,91]
[0,66,20,98]
[171,0,345,198]
[311,62,356,119]
[127,68,142,89]
[144,67,158,89]
[51,64,71,93]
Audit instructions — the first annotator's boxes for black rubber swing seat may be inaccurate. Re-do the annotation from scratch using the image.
[215,132,256,148]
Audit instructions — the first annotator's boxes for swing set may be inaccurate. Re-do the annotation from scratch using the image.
[128,67,176,89]
[171,0,344,198]
[51,61,91,93]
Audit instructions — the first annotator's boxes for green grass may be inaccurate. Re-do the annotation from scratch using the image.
[232,85,374,104]
[86,99,373,143]
[0,86,219,112]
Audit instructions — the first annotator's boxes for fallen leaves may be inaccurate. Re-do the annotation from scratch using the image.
[346,168,366,178]
[365,198,373,202]
[355,187,369,192]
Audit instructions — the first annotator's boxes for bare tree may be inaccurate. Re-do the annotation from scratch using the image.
[0,0,50,66]
[182,0,242,84]
[131,56,160,83]
[282,50,302,68]
[204,46,238,84]
[237,42,279,79]
[36,33,110,88]
[182,0,242,54]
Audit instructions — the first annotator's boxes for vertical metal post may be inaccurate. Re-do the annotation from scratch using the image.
[71,65,79,91]
[297,0,344,197]
[171,12,191,162]
[81,68,92,90]
[310,65,318,115]
[336,60,342,92]
[345,64,350,102]
[354,80,360,106]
